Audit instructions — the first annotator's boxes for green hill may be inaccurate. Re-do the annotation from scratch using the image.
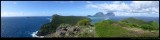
[94,17,159,37]
[36,14,90,36]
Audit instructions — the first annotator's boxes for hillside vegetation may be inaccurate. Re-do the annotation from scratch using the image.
[95,17,159,37]
[36,14,91,36]
[37,14,159,37]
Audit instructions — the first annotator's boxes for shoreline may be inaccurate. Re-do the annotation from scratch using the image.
[31,18,51,38]
[31,31,44,38]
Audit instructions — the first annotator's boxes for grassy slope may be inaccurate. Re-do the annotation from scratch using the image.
[95,20,131,37]
[94,18,159,37]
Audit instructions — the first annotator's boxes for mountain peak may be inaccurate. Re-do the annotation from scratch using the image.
[105,12,115,17]
[93,12,104,17]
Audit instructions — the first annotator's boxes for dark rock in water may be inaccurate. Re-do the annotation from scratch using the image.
[26,17,31,18]
[87,15,92,17]
[93,12,104,17]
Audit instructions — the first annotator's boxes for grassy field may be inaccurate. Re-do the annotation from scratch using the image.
[94,20,131,37]
[94,18,159,37]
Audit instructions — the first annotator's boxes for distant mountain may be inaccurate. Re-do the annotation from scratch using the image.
[104,12,115,17]
[93,12,104,17]
[91,12,115,17]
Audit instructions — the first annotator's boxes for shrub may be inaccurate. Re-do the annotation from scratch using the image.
[77,19,91,26]
[149,21,158,30]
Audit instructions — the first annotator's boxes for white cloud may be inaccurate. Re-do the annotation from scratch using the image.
[113,1,121,4]
[86,1,159,16]
[53,1,75,3]
[69,1,74,3]
[86,1,92,4]
[115,12,159,17]
[1,12,24,17]
[53,1,65,3]
[86,4,98,8]
[86,2,131,12]
[130,1,159,13]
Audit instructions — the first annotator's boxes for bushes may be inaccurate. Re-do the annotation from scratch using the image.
[149,21,158,30]
[140,24,151,30]
[120,17,145,25]
[77,19,91,26]
[140,21,158,31]
[119,17,158,31]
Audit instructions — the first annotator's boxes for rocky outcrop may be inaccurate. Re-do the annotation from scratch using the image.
[44,24,95,37]
[46,24,81,37]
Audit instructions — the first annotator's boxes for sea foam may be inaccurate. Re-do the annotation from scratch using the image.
[47,18,52,22]
[31,31,44,38]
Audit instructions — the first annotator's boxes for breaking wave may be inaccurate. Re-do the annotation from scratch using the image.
[31,31,44,38]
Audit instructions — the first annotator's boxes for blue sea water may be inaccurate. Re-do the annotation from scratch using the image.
[1,16,159,38]
[1,16,51,38]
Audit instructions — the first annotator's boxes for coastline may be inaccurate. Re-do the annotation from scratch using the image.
[31,18,51,38]
[31,31,44,38]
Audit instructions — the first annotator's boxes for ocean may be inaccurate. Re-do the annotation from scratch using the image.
[1,16,51,38]
[1,16,159,38]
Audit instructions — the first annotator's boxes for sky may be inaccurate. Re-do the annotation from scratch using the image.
[1,1,159,17]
